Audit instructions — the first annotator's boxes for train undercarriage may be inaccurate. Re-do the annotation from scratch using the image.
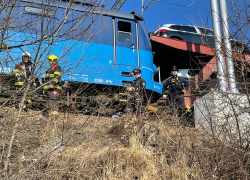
[0,74,163,116]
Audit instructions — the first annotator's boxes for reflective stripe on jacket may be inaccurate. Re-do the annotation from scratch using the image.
[12,62,32,86]
[44,64,61,89]
[162,76,189,94]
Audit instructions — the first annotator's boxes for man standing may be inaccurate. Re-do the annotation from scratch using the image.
[162,66,189,122]
[43,55,62,120]
[43,55,64,151]
[127,68,146,113]
[12,52,36,111]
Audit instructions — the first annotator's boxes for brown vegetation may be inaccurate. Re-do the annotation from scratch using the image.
[1,106,249,179]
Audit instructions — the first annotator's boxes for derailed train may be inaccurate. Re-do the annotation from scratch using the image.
[0,0,163,110]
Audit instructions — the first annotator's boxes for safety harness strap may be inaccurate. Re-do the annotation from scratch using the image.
[51,64,58,70]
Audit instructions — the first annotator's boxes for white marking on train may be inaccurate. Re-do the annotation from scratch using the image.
[106,80,112,83]
[142,66,153,72]
[95,79,103,83]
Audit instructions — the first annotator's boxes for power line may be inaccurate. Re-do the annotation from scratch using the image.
[157,1,210,12]
[142,0,158,14]
[142,0,210,13]
[110,0,126,11]
[185,0,196,7]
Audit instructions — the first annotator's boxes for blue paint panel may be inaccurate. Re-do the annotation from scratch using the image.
[1,33,162,94]
[138,21,152,51]
[0,1,162,94]
[91,16,114,45]
[139,49,162,94]
[115,18,138,67]
[72,14,114,46]
[58,41,162,93]
[14,3,150,51]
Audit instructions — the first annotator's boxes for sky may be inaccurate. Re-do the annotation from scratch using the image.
[106,0,212,32]
[105,0,250,33]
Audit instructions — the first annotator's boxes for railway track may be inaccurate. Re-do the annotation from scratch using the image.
[0,74,165,117]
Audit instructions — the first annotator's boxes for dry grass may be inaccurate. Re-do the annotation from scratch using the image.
[0,106,249,179]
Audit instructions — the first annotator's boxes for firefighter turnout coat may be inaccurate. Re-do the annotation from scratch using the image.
[43,64,62,93]
[12,62,33,87]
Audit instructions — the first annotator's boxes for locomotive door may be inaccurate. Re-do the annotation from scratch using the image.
[114,18,138,67]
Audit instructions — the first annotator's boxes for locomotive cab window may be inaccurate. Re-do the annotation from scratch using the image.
[118,21,132,43]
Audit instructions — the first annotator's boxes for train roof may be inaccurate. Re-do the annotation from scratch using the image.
[20,0,144,21]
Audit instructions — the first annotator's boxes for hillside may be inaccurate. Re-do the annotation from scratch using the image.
[0,106,249,179]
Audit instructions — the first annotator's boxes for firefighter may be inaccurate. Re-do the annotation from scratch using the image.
[43,55,64,151]
[43,55,62,120]
[162,65,189,123]
[126,68,146,113]
[12,52,36,111]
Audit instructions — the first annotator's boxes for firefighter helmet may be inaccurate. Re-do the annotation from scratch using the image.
[171,65,179,72]
[22,52,31,58]
[133,68,141,74]
[47,55,58,62]
[22,52,30,62]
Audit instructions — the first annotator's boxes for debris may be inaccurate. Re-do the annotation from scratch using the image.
[21,155,37,161]
[52,137,65,152]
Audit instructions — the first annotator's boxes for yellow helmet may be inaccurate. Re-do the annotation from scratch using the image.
[47,55,58,62]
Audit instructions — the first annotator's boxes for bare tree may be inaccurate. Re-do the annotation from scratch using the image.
[0,0,108,178]
[1,0,250,180]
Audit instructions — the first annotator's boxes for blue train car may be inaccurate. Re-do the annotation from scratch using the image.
[0,0,162,98]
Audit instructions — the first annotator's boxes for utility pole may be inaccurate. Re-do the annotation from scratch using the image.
[210,0,227,92]
[110,0,126,11]
[219,0,238,93]
[248,4,250,18]
[142,0,158,14]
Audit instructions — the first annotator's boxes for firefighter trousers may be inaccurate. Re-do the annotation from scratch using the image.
[15,87,33,112]
[43,90,60,120]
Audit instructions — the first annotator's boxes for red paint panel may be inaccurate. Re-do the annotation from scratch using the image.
[151,36,215,56]
[194,57,217,90]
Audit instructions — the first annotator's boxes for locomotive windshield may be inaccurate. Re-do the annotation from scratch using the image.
[117,21,132,43]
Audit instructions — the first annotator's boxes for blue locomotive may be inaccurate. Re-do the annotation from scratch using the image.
[0,0,162,98]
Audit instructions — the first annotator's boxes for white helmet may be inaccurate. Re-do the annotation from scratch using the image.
[22,52,31,62]
[22,52,31,58]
